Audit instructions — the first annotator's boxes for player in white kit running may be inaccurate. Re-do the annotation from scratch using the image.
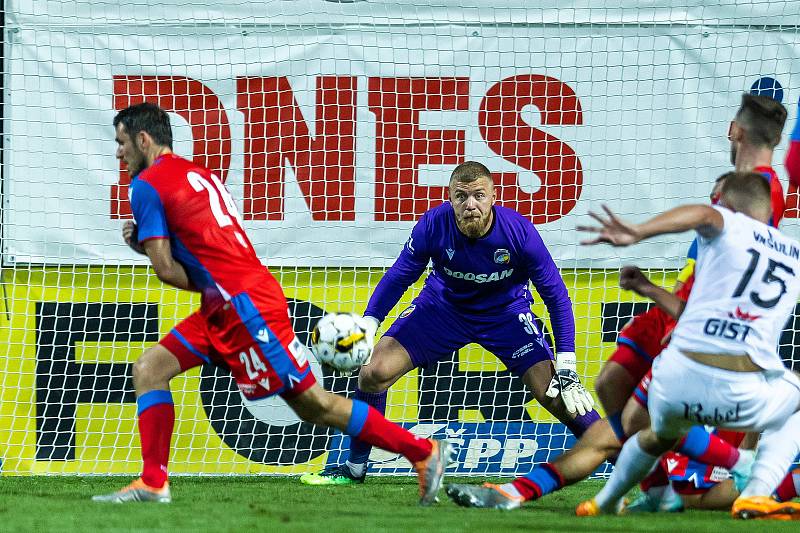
[576,171,800,521]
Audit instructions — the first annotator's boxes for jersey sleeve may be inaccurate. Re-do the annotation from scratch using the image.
[699,205,736,246]
[129,178,169,242]
[521,224,575,353]
[364,215,431,323]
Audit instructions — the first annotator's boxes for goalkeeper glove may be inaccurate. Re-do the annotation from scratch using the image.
[361,315,380,365]
[545,352,595,416]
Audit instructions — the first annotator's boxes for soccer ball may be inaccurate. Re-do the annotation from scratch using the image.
[310,312,372,373]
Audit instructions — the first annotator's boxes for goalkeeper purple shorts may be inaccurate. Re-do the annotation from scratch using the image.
[383,291,555,376]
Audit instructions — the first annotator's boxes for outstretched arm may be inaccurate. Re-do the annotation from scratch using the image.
[523,226,575,354]
[363,221,431,324]
[578,204,724,246]
[619,266,685,320]
[522,225,594,415]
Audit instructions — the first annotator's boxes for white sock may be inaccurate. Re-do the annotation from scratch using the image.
[596,433,660,512]
[741,410,800,498]
[731,448,755,475]
[498,483,522,499]
[660,483,683,509]
[345,460,366,477]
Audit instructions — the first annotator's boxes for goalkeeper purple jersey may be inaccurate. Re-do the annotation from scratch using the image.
[365,202,575,353]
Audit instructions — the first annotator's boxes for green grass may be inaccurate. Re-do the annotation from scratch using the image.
[0,477,796,532]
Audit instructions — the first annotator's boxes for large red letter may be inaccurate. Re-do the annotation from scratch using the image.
[369,77,469,221]
[237,76,357,221]
[111,76,232,219]
[479,75,583,224]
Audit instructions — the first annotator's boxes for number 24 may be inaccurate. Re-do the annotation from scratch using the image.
[187,171,243,228]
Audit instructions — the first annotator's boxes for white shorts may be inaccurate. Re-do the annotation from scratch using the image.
[648,345,800,438]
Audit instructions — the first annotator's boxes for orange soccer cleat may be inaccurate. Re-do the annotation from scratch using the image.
[576,497,627,516]
[732,496,800,520]
[576,498,602,516]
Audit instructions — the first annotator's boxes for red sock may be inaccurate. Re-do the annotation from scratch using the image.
[511,477,541,500]
[677,432,740,470]
[138,403,175,488]
[775,468,800,502]
[511,463,564,501]
[640,460,669,491]
[353,406,433,463]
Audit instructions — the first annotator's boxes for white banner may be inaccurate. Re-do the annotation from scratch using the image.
[4,6,800,267]
[7,1,794,27]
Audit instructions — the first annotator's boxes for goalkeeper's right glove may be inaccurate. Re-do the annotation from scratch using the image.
[545,352,595,416]
[362,315,380,366]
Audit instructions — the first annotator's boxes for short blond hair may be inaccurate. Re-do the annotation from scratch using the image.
[450,161,493,185]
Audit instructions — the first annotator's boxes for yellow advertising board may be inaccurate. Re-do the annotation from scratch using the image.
[0,266,675,475]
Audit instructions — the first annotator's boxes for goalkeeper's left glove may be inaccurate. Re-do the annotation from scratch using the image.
[545,352,595,416]
[361,315,380,366]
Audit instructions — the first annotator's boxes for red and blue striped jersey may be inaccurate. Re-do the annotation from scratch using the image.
[129,153,278,312]
[785,118,800,188]
[753,165,785,228]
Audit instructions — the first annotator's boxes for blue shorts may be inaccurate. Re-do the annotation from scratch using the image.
[384,292,554,377]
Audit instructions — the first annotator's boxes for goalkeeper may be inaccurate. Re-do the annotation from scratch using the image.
[302,161,599,485]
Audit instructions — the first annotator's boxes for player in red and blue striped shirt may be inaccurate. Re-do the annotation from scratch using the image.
[92,102,451,504]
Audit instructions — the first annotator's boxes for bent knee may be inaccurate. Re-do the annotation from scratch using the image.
[357,341,411,392]
[357,362,394,393]
[133,347,180,383]
[133,354,159,381]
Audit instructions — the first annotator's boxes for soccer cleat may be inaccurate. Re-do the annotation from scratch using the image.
[299,463,366,486]
[446,483,524,510]
[414,439,452,506]
[730,449,756,494]
[576,498,602,516]
[732,496,800,520]
[92,478,171,503]
[626,488,684,513]
[576,497,627,516]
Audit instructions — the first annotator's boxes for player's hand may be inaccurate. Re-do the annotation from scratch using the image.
[619,265,652,294]
[123,221,146,255]
[545,352,595,416]
[577,205,641,247]
[361,315,380,366]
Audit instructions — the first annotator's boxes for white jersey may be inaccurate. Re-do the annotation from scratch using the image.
[670,205,800,373]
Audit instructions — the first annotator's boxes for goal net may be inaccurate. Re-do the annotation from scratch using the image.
[1,0,799,476]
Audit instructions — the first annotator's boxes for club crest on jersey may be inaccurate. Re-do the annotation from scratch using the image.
[494,249,510,264]
[446,248,455,260]
[399,305,416,318]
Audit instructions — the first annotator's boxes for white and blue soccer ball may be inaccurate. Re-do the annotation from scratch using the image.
[310,312,371,373]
